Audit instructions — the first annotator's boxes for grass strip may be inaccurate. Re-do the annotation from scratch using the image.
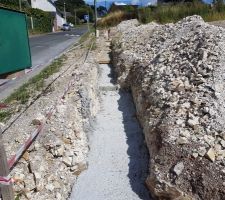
[0,55,66,122]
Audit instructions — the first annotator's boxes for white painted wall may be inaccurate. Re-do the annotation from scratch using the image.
[56,12,65,27]
[31,0,56,12]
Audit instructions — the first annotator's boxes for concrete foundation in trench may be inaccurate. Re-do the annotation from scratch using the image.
[70,62,151,200]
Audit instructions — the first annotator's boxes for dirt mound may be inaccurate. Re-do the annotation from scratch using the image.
[112,16,225,200]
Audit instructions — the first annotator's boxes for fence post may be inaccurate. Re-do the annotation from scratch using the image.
[0,128,14,200]
[31,17,34,30]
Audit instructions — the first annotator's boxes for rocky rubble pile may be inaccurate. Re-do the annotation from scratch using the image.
[112,16,225,199]
[1,46,99,199]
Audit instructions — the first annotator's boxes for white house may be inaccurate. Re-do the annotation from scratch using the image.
[31,0,65,31]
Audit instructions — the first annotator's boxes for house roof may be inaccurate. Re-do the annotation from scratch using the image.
[47,0,56,7]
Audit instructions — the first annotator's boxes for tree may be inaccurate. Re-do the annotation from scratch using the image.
[97,6,107,16]
[55,0,86,13]
[158,0,203,3]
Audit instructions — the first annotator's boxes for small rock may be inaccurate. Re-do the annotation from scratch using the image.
[192,152,198,158]
[180,130,190,138]
[45,183,54,191]
[206,148,216,162]
[220,140,225,148]
[221,133,225,140]
[34,172,41,180]
[217,150,225,157]
[56,193,62,200]
[57,146,65,157]
[53,181,61,189]
[177,137,188,145]
[187,117,199,127]
[0,122,5,128]
[216,156,223,161]
[172,162,184,176]
[176,119,184,125]
[62,156,72,167]
[50,127,56,132]
[63,137,72,144]
[214,144,222,151]
[70,165,79,172]
[31,114,45,125]
[22,151,29,161]
[203,135,215,146]
[198,147,207,157]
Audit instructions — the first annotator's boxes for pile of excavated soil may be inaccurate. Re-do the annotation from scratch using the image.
[111,16,225,200]
[1,41,99,200]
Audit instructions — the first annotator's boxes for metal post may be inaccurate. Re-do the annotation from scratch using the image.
[94,0,97,36]
[19,0,22,11]
[31,17,34,30]
[64,1,67,23]
[0,128,14,200]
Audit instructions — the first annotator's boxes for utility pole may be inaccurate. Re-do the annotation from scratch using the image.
[64,1,67,23]
[74,9,77,26]
[94,0,97,36]
[87,11,90,32]
[19,0,22,11]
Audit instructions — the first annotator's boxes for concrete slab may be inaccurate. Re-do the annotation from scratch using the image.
[70,63,151,200]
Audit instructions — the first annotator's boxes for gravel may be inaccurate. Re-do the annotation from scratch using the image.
[1,42,99,200]
[112,16,225,200]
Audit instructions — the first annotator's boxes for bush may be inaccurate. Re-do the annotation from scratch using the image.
[0,3,54,33]
[138,2,225,24]
[25,8,54,33]
[97,10,137,28]
[76,6,94,22]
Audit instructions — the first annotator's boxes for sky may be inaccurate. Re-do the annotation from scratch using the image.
[85,0,157,8]
[85,0,210,8]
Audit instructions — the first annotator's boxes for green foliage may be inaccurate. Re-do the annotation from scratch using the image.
[138,2,225,24]
[97,10,137,28]
[5,55,66,105]
[0,1,54,33]
[0,54,66,122]
[109,4,138,13]
[75,6,94,22]
[25,8,54,33]
[55,0,86,14]
[0,110,12,122]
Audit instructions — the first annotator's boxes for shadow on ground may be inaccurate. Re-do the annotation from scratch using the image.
[118,89,152,200]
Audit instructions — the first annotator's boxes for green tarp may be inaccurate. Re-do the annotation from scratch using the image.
[0,7,31,75]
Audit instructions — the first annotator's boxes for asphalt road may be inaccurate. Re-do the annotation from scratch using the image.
[0,26,87,100]
[30,26,87,68]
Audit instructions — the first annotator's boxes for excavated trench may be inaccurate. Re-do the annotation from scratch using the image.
[70,54,151,199]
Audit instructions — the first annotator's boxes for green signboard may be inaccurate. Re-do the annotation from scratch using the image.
[0,7,31,75]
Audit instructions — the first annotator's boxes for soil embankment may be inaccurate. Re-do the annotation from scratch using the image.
[111,16,225,199]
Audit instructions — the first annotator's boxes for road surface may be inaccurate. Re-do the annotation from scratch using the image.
[0,26,87,100]
[30,26,87,68]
